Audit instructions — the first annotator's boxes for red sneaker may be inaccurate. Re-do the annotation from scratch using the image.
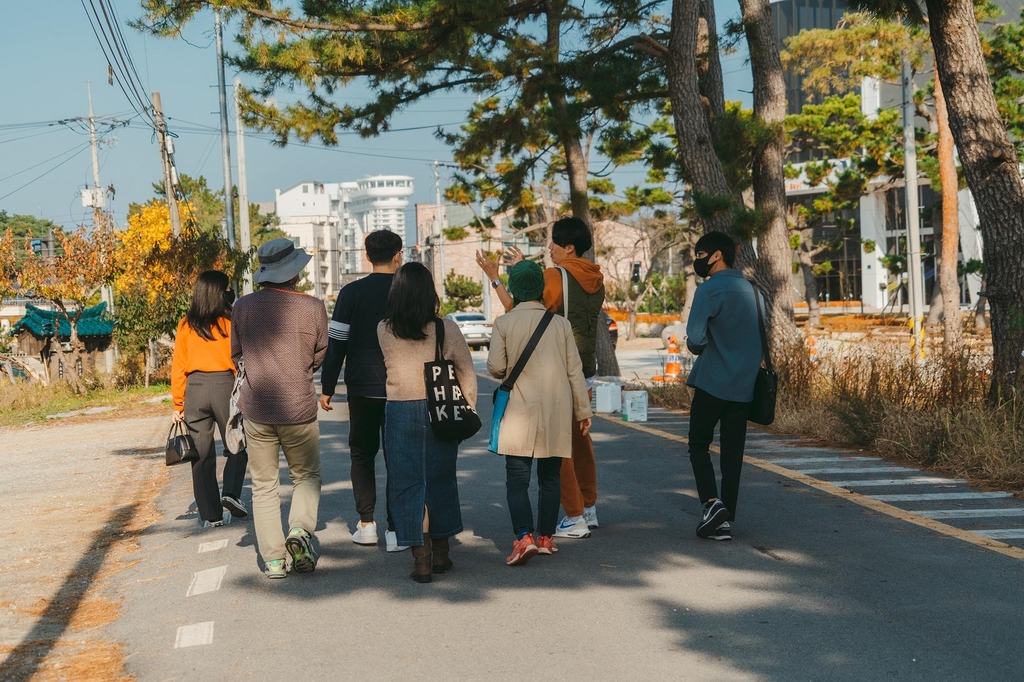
[506,535,539,566]
[536,535,558,555]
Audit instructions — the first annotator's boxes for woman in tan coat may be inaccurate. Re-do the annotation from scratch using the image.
[487,260,592,565]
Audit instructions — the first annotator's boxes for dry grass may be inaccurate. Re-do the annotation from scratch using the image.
[0,380,170,426]
[642,340,1024,493]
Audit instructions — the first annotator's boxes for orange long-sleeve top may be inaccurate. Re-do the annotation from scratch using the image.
[171,317,235,409]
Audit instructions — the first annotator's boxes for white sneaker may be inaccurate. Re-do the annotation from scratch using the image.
[352,521,378,545]
[553,515,591,539]
[583,506,599,529]
[385,530,409,553]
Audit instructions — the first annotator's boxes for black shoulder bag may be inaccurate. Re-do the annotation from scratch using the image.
[425,318,482,441]
[748,282,778,426]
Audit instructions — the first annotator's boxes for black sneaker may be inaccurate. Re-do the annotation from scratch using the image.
[696,500,730,538]
[221,495,248,518]
[708,521,732,541]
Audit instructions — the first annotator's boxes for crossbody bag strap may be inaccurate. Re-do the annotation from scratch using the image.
[750,280,773,372]
[557,266,569,317]
[501,311,555,392]
[433,318,445,362]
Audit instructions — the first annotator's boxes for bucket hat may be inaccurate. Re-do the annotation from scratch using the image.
[253,238,312,285]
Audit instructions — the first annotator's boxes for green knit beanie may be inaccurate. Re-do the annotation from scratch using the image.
[508,260,545,302]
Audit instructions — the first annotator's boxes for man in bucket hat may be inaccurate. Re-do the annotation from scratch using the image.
[231,238,328,578]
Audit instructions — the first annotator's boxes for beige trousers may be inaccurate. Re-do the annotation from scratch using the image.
[244,419,321,562]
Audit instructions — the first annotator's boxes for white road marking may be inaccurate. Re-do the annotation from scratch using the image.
[174,621,214,648]
[975,529,1024,540]
[836,477,965,488]
[186,566,227,597]
[915,509,1024,520]
[795,466,917,475]
[872,492,1014,502]
[198,539,229,554]
[769,457,883,465]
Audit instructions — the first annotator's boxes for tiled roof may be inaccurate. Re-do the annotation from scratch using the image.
[12,302,114,339]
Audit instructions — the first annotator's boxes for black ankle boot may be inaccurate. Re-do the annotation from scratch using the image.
[432,537,453,574]
[410,534,432,583]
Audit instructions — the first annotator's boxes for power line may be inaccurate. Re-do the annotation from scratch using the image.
[0,141,94,183]
[79,0,155,127]
[0,145,93,202]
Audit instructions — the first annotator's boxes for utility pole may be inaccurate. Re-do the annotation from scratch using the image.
[434,160,446,301]
[152,91,182,236]
[86,82,115,374]
[901,51,925,357]
[215,8,236,249]
[234,77,253,294]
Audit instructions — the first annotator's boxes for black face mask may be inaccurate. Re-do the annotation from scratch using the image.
[693,255,712,278]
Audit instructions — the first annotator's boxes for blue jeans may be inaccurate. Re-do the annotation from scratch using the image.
[384,400,463,547]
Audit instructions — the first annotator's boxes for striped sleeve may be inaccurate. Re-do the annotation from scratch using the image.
[329,320,350,341]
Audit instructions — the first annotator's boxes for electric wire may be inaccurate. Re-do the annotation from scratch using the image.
[0,141,94,183]
[0,145,93,202]
[79,0,155,127]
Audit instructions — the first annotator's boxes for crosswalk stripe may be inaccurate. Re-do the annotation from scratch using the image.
[174,621,214,648]
[186,566,227,597]
[795,466,917,475]
[871,492,1013,502]
[198,539,228,554]
[836,477,965,487]
[915,509,1024,519]
[976,529,1024,540]
[768,457,883,465]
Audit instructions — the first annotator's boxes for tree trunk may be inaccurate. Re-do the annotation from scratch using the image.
[925,0,1024,401]
[798,256,822,327]
[934,77,962,349]
[665,0,735,235]
[697,0,726,124]
[738,0,801,345]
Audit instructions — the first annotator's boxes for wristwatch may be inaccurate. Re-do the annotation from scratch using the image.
[491,280,501,289]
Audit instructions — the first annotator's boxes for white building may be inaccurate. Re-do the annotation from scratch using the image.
[272,175,415,301]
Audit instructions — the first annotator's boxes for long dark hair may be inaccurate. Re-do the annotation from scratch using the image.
[384,262,438,340]
[185,270,232,341]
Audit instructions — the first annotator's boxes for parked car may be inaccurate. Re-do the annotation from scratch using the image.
[601,311,618,349]
[445,312,492,350]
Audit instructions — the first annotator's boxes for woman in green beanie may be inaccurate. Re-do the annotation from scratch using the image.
[487,260,593,565]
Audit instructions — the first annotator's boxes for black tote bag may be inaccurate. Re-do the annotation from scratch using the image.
[424,318,482,441]
[748,282,778,426]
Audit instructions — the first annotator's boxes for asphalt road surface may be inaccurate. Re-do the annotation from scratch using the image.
[108,355,1024,681]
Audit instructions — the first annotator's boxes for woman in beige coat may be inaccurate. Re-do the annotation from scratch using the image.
[487,260,592,565]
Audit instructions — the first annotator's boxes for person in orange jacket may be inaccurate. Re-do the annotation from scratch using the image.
[478,216,606,539]
[171,271,248,527]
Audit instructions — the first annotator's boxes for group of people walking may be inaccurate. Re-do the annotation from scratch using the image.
[171,220,763,581]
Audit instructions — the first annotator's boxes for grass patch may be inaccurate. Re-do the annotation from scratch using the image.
[0,381,171,427]
[641,341,1024,493]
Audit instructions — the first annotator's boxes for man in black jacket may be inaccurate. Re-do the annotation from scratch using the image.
[319,230,406,551]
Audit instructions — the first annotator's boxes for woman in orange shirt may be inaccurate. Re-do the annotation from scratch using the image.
[171,271,248,527]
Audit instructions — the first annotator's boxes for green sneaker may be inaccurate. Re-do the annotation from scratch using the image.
[264,559,287,579]
[286,527,317,574]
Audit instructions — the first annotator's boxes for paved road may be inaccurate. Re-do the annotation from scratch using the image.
[109,353,1024,681]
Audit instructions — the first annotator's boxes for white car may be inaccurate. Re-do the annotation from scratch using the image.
[445,312,492,350]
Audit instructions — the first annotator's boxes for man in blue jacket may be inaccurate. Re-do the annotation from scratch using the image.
[685,232,763,541]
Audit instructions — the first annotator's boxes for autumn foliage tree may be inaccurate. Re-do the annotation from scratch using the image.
[115,201,249,386]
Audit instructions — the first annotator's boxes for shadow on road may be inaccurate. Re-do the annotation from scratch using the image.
[0,503,140,681]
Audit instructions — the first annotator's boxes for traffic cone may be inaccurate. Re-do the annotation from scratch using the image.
[806,335,818,366]
[664,335,682,379]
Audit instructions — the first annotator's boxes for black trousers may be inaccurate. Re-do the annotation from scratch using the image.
[505,455,562,537]
[687,387,750,522]
[184,371,248,522]
[348,396,394,530]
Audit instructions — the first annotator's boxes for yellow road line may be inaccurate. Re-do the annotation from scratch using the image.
[595,412,1024,563]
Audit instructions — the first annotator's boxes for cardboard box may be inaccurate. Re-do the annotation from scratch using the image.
[622,390,648,422]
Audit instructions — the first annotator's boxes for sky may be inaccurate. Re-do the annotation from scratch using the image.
[0,1,753,232]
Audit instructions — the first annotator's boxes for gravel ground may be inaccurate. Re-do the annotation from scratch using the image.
[0,411,170,681]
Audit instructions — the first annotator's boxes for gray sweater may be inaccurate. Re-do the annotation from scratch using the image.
[685,269,763,403]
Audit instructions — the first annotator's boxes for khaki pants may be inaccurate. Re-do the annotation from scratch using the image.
[244,419,321,562]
